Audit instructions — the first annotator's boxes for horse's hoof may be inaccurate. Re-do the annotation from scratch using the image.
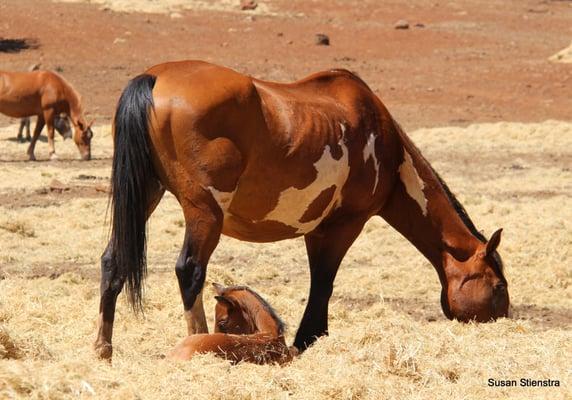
[94,341,113,360]
[49,153,58,161]
[28,155,36,161]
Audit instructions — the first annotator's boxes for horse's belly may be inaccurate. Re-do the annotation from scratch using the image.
[212,143,351,242]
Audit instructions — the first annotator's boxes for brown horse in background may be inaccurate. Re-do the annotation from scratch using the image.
[170,283,292,365]
[95,60,509,360]
[0,69,93,160]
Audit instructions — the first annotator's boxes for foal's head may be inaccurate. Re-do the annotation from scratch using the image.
[442,229,509,322]
[72,117,94,160]
[212,283,285,336]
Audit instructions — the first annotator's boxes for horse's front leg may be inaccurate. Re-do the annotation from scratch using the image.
[44,111,58,160]
[176,193,223,335]
[294,215,368,351]
[26,115,44,161]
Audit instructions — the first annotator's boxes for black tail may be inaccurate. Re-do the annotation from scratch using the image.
[111,74,157,311]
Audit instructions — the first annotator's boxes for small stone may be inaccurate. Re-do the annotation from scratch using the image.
[315,33,330,46]
[240,0,258,10]
[49,179,69,193]
[170,12,183,19]
[414,22,425,28]
[113,38,126,45]
[394,19,409,29]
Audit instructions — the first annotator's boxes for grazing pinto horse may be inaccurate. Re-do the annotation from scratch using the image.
[0,70,93,160]
[170,283,292,365]
[94,60,509,360]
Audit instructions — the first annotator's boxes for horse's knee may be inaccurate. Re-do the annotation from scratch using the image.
[175,254,206,308]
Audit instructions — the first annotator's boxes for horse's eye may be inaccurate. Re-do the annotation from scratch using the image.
[217,320,228,329]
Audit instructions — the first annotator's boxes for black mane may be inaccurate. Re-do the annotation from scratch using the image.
[222,285,286,336]
[432,168,505,276]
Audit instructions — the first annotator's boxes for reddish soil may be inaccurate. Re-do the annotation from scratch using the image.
[0,0,570,131]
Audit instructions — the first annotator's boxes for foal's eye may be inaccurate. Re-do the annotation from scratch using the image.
[217,320,228,329]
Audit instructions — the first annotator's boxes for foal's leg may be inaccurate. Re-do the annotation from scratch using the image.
[94,180,165,360]
[176,193,223,335]
[26,115,45,161]
[294,215,368,351]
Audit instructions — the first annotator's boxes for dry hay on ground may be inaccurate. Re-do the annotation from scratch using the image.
[0,120,570,399]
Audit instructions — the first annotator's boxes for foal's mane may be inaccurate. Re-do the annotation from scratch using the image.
[222,285,286,336]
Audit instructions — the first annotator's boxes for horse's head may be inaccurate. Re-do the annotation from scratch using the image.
[73,118,94,160]
[212,283,256,334]
[442,229,509,322]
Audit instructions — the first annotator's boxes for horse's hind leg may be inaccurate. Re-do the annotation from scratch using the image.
[26,115,44,161]
[175,190,223,335]
[94,179,165,360]
[294,214,368,351]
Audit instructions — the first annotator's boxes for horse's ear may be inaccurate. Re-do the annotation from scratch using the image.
[212,282,225,295]
[88,118,96,127]
[214,295,236,310]
[486,228,503,256]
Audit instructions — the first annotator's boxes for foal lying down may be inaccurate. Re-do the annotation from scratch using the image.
[169,284,293,365]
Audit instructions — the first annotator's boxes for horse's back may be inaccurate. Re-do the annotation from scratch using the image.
[0,70,70,117]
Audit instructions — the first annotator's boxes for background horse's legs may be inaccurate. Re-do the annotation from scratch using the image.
[17,118,30,142]
[94,180,165,360]
[26,115,44,161]
[176,194,223,336]
[294,215,368,351]
[44,110,57,159]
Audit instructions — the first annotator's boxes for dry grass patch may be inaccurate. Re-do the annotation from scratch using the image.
[0,121,570,399]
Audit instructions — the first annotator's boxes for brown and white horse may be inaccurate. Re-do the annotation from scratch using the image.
[169,283,292,365]
[0,69,93,160]
[94,60,509,360]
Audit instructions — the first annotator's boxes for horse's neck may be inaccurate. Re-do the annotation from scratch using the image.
[60,80,83,124]
[379,123,482,278]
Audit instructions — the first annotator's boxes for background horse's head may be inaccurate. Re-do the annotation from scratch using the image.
[72,117,94,160]
[442,229,509,322]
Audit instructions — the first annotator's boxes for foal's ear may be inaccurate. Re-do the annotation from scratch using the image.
[88,118,96,127]
[212,282,225,295]
[214,295,237,310]
[486,228,503,256]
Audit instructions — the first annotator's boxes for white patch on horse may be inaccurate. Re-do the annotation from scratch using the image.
[399,150,427,216]
[362,132,380,194]
[207,186,235,215]
[262,142,350,234]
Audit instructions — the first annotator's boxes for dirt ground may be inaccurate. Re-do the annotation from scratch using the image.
[0,1,571,399]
